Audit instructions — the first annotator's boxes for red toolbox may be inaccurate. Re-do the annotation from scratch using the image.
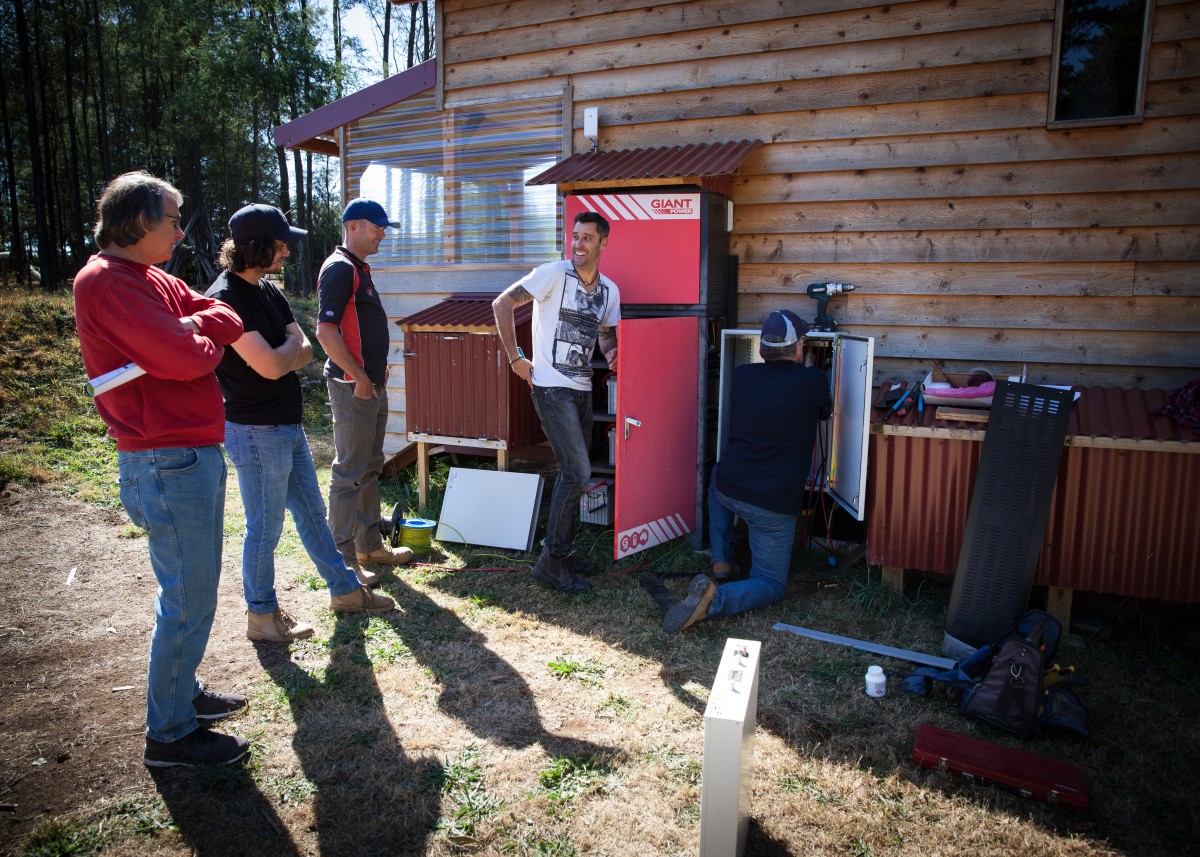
[912,723,1088,812]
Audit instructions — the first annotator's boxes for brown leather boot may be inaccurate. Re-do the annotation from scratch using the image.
[330,585,396,615]
[531,550,590,594]
[246,608,314,643]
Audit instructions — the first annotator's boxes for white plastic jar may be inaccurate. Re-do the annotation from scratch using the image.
[865,665,886,697]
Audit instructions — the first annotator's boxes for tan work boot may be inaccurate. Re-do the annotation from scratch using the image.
[354,565,382,588]
[331,585,396,615]
[246,608,314,643]
[356,545,414,566]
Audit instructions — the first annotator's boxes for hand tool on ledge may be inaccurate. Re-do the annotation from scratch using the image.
[897,386,919,419]
[883,382,915,422]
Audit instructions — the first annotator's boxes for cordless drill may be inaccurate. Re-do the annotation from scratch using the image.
[806,282,855,331]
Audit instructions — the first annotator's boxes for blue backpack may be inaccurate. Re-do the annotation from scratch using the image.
[902,610,1088,739]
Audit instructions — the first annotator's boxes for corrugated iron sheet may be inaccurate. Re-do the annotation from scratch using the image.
[526,140,762,186]
[400,293,531,333]
[867,385,1200,603]
[401,296,542,448]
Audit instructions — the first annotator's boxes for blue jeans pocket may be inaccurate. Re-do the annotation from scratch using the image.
[155,448,200,474]
[118,476,146,530]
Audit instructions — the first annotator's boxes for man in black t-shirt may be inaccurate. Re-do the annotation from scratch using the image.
[207,204,395,645]
[662,310,832,634]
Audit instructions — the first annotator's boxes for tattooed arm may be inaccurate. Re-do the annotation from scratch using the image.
[492,284,535,384]
[598,325,617,371]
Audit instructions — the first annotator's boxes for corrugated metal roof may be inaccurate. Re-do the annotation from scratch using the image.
[875,385,1198,446]
[398,294,531,333]
[526,140,763,186]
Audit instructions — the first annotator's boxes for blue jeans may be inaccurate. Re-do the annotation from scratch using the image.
[707,478,797,618]
[118,445,226,744]
[327,379,389,560]
[531,385,593,555]
[224,422,362,614]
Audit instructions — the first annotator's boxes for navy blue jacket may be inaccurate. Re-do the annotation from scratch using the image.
[716,360,832,516]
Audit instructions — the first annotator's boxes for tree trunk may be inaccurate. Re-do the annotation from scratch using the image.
[0,51,26,272]
[382,0,391,78]
[13,0,58,289]
[332,0,342,99]
[61,0,87,271]
[88,0,110,181]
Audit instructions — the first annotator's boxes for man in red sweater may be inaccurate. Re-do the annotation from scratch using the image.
[74,172,249,767]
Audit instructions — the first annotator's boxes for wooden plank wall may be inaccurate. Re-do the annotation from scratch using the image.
[441,0,1200,389]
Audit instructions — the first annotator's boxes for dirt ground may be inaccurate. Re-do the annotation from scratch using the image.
[0,483,254,849]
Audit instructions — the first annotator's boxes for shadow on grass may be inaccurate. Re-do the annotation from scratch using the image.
[252,575,615,856]
[148,758,298,856]
[254,616,442,857]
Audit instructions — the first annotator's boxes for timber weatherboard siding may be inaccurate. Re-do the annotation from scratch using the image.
[437,0,1200,390]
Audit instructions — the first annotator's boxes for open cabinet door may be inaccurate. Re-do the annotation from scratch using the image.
[818,333,874,521]
[613,316,700,559]
[717,329,873,521]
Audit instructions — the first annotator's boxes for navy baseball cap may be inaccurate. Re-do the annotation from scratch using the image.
[341,198,400,228]
[229,204,307,243]
[760,310,809,347]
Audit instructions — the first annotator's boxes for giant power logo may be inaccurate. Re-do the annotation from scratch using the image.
[649,197,694,217]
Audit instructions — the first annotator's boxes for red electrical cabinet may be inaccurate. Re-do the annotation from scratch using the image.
[565,191,732,559]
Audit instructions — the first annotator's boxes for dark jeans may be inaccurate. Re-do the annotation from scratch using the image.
[531,385,593,556]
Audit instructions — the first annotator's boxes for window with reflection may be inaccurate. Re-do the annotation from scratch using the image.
[346,92,562,265]
[1049,0,1155,126]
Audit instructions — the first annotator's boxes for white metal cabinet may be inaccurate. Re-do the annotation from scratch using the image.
[716,329,875,521]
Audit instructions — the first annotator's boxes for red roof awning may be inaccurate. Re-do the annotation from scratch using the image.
[273,59,437,156]
[527,140,763,194]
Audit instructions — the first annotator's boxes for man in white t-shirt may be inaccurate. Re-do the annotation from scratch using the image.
[493,211,620,593]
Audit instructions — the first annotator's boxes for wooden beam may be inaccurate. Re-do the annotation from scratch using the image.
[882,566,908,594]
[1047,586,1074,633]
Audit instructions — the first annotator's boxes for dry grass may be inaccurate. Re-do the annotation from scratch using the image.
[6,291,1198,856]
[22,498,1200,857]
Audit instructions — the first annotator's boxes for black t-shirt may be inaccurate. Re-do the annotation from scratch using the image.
[205,271,303,425]
[716,360,832,516]
[317,247,390,385]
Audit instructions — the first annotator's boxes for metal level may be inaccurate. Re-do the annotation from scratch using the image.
[772,623,957,669]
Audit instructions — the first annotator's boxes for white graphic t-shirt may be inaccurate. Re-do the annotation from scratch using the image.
[516,260,621,392]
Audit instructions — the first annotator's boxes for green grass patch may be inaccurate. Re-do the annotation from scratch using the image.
[536,754,614,817]
[437,745,502,842]
[547,654,605,687]
[645,746,702,785]
[104,797,176,836]
[598,692,635,720]
[18,818,106,856]
[263,774,317,806]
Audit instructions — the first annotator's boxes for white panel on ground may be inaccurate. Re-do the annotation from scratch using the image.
[700,638,761,857]
[434,467,543,551]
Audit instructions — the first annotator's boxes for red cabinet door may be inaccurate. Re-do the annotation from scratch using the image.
[613,316,700,559]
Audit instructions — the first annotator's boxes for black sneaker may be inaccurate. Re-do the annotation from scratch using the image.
[193,687,248,721]
[144,729,249,767]
[661,574,716,634]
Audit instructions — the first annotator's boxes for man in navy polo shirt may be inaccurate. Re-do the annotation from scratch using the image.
[316,198,413,570]
[663,310,831,634]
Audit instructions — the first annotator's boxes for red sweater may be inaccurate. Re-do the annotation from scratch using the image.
[73,254,243,451]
